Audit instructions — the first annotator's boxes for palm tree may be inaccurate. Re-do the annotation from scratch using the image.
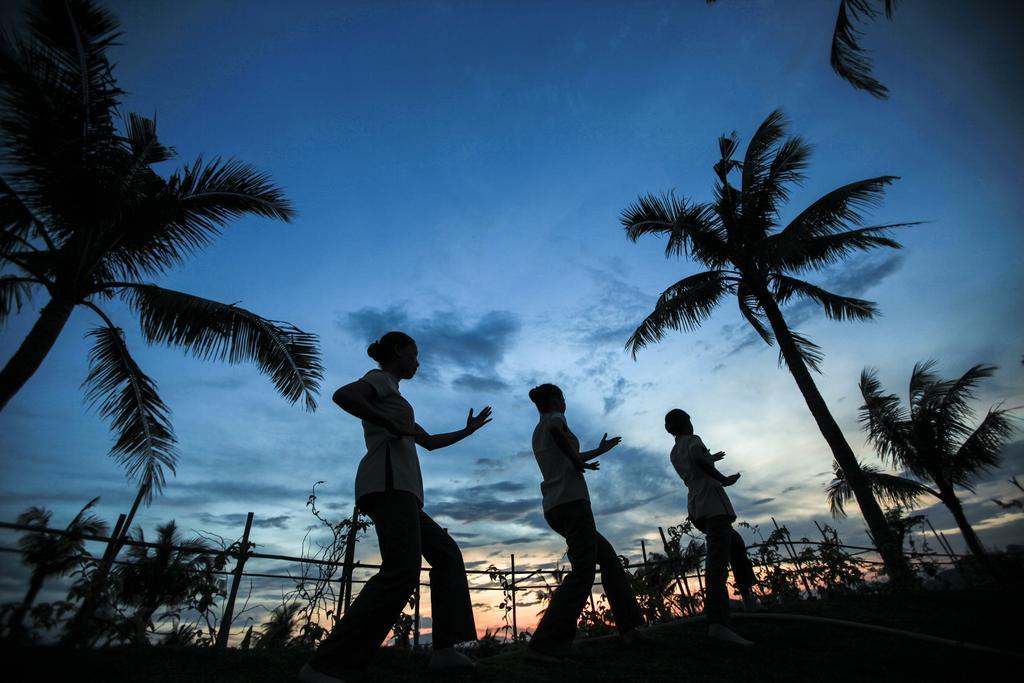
[827,362,1018,565]
[7,497,107,634]
[114,520,221,645]
[255,602,299,649]
[0,0,322,537]
[621,109,917,585]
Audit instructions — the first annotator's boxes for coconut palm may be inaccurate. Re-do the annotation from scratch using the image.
[255,602,300,649]
[621,109,917,584]
[0,0,322,538]
[114,520,221,645]
[7,497,107,633]
[827,362,1018,564]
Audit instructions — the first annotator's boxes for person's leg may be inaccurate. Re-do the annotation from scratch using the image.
[529,500,598,656]
[702,515,732,627]
[307,491,421,675]
[702,516,753,646]
[594,531,644,634]
[727,527,760,608]
[418,510,477,649]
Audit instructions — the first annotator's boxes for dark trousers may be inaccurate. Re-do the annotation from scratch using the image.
[309,490,476,674]
[530,499,644,655]
[693,515,756,626]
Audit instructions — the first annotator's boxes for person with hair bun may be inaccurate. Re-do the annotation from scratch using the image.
[300,331,492,683]
[524,384,647,662]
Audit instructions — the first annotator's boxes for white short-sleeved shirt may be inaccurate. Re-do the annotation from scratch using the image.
[532,412,589,512]
[670,434,735,522]
[353,369,424,506]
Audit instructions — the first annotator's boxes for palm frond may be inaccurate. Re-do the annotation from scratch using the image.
[25,0,122,130]
[907,359,940,416]
[935,364,997,438]
[779,176,899,242]
[769,223,912,272]
[1,275,40,326]
[81,325,178,501]
[951,404,1018,486]
[772,274,877,321]
[104,157,295,280]
[118,112,175,188]
[858,367,914,469]
[620,192,728,267]
[0,176,49,252]
[122,284,322,410]
[625,270,734,358]
[740,111,812,235]
[831,0,891,99]
[736,281,773,345]
[778,329,824,373]
[713,132,741,181]
[0,3,124,240]
[827,461,934,518]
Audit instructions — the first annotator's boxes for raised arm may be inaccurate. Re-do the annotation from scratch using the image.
[693,446,740,486]
[414,407,493,451]
[332,381,409,436]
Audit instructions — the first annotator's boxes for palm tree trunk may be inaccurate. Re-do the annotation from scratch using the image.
[938,484,995,574]
[10,573,45,630]
[0,297,76,412]
[756,291,914,587]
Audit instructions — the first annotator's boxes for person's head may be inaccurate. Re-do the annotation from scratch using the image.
[528,383,565,414]
[367,331,418,380]
[665,409,693,436]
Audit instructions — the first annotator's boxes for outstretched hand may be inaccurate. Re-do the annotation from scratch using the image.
[466,406,493,433]
[723,472,741,486]
[575,458,600,473]
[598,433,622,454]
[712,450,726,461]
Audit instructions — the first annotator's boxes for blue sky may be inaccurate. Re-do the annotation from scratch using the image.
[2,0,1023,633]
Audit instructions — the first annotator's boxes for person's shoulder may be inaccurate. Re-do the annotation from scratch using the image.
[360,369,396,397]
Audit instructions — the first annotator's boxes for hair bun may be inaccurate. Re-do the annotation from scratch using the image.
[367,341,380,361]
[528,386,539,401]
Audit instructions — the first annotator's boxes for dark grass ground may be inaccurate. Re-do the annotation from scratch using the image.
[4,589,1021,682]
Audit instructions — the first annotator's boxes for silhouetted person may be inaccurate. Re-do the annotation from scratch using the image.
[525,384,647,662]
[300,332,492,683]
[665,408,759,646]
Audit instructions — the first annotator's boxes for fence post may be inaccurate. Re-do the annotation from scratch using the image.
[216,512,254,649]
[413,583,421,648]
[658,526,693,616]
[510,553,518,642]
[341,505,360,613]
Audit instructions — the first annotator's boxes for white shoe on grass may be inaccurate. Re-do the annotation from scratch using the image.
[708,623,754,647]
[428,647,476,670]
[298,662,347,683]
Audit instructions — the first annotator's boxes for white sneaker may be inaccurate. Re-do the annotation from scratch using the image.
[708,623,754,647]
[428,647,476,670]
[298,663,347,683]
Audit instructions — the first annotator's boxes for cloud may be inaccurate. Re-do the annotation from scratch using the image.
[748,497,776,506]
[196,512,293,529]
[572,264,655,347]
[428,498,537,524]
[452,373,510,392]
[339,306,521,386]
